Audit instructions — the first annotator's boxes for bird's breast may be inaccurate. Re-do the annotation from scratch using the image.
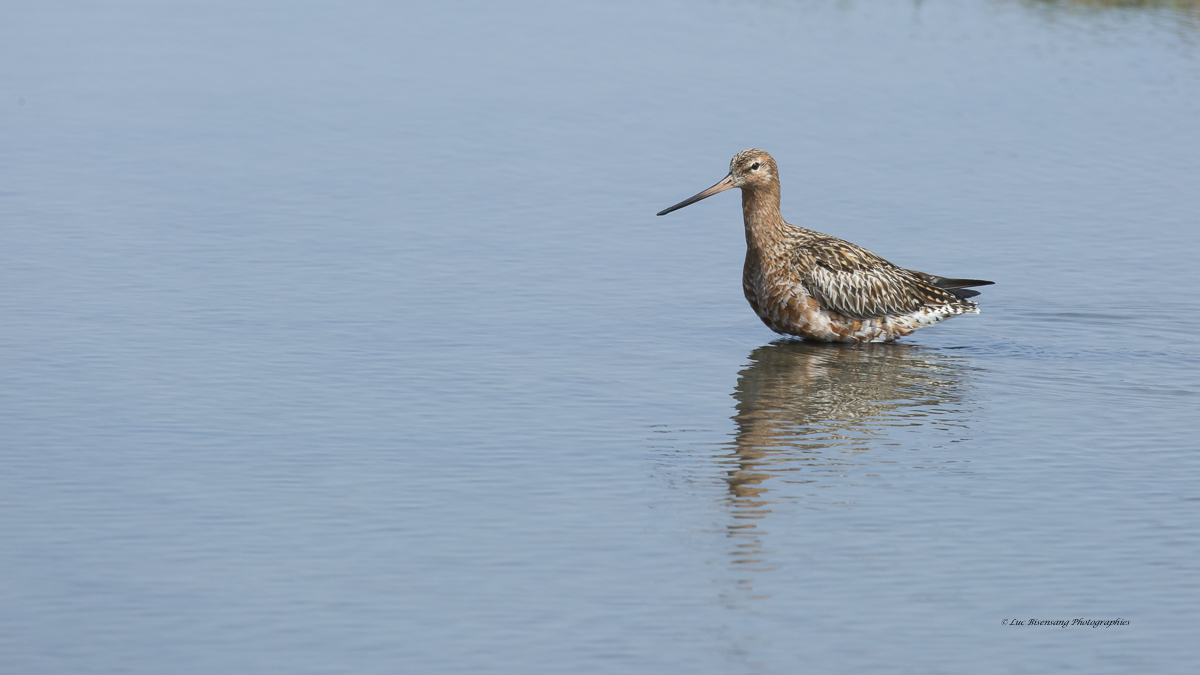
[742,253,820,335]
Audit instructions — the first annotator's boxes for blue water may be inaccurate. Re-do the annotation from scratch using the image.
[2,1,1199,673]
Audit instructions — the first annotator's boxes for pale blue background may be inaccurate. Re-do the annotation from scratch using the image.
[2,1,1199,672]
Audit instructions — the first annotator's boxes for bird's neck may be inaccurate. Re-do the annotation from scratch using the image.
[741,184,787,252]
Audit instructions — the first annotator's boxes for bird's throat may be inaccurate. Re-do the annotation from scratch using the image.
[741,184,786,253]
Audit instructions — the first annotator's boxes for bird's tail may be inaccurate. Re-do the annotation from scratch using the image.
[911,274,994,300]
[929,277,995,290]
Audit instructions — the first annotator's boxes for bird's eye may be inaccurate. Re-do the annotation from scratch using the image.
[750,162,760,170]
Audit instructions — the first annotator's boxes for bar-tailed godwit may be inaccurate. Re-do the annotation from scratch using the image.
[658,149,993,342]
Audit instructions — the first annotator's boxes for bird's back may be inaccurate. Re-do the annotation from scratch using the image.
[744,223,987,342]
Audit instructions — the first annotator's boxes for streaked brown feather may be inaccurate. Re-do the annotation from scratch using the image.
[788,229,966,320]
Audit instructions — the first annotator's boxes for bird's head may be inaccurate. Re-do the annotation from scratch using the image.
[657,148,778,216]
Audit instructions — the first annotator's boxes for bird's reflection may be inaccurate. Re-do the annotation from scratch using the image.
[717,340,975,580]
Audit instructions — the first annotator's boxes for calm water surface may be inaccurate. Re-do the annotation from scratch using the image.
[2,1,1199,673]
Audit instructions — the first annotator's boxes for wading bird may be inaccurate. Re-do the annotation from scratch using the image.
[657,149,993,342]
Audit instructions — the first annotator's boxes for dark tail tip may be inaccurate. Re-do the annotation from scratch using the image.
[934,277,994,290]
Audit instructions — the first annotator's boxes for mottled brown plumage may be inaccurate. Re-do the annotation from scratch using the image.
[658,149,993,342]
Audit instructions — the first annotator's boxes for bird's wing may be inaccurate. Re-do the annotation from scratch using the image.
[795,239,964,320]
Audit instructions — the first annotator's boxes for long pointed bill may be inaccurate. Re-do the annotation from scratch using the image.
[656,174,737,216]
